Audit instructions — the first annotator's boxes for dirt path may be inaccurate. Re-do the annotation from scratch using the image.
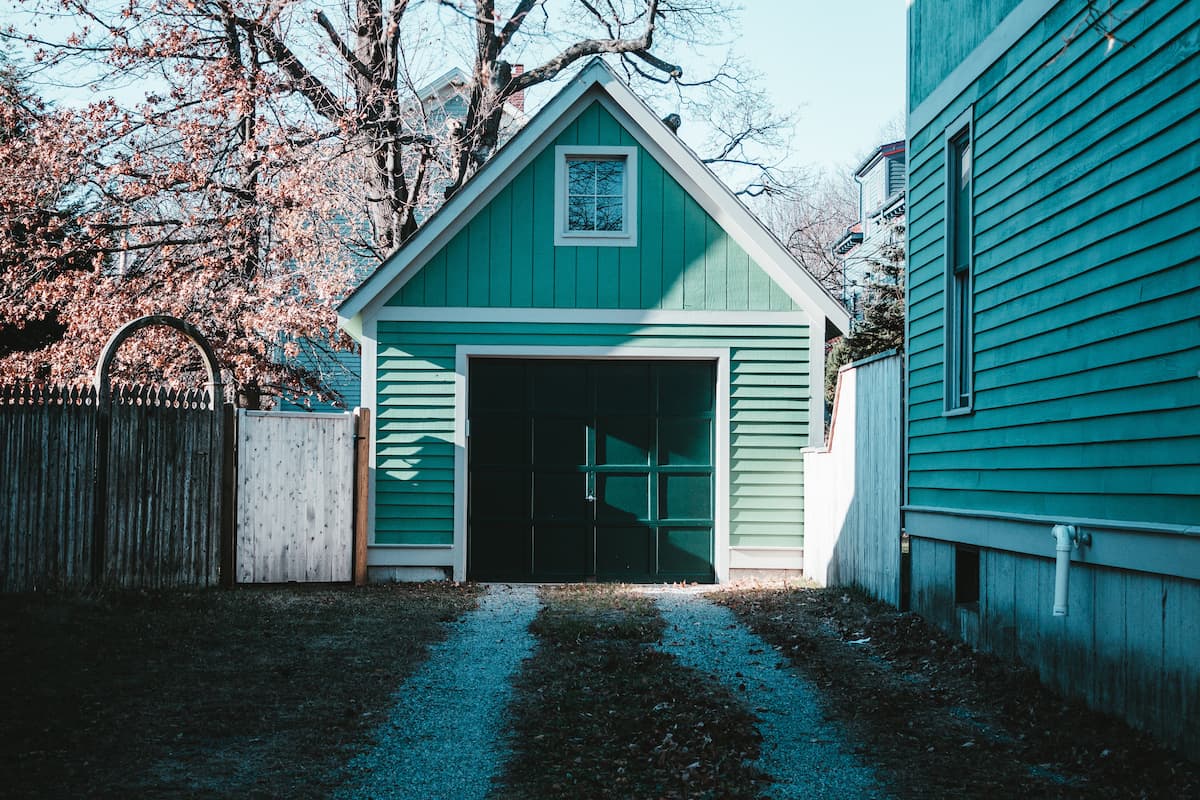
[337,584,539,800]
[653,588,887,799]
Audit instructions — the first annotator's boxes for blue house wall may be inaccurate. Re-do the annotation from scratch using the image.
[905,0,1199,758]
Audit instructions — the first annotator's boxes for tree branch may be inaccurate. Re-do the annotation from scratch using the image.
[512,0,677,91]
[229,16,347,120]
[313,10,374,81]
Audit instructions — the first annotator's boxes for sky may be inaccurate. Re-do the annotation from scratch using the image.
[3,0,908,178]
[735,0,907,174]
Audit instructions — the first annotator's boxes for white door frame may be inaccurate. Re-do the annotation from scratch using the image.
[453,344,732,583]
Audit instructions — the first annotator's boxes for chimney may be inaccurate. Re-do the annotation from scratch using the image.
[510,64,524,112]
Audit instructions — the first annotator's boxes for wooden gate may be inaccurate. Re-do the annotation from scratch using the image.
[235,410,357,583]
[102,385,226,587]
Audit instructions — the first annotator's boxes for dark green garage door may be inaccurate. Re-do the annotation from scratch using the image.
[468,359,715,583]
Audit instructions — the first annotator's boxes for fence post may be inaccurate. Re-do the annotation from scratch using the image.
[352,408,370,586]
[219,404,237,587]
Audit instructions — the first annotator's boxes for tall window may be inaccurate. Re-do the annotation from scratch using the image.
[554,145,638,246]
[946,123,973,412]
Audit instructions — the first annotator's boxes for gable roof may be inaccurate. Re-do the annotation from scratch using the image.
[338,58,850,335]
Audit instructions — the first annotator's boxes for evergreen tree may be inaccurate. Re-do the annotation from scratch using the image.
[825,222,906,407]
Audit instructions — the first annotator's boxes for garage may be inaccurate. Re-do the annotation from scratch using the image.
[468,358,715,583]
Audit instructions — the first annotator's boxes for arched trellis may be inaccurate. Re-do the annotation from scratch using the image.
[94,314,225,408]
[91,315,232,585]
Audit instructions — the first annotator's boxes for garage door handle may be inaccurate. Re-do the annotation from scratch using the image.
[585,494,595,502]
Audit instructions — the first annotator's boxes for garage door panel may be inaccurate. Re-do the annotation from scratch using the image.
[471,419,527,466]
[533,471,589,520]
[658,362,715,415]
[659,527,713,576]
[469,523,529,580]
[533,417,588,464]
[470,361,525,413]
[596,363,652,414]
[472,472,526,518]
[597,417,652,466]
[659,418,712,466]
[597,473,649,520]
[660,473,713,520]
[534,525,592,577]
[532,362,588,413]
[596,526,653,579]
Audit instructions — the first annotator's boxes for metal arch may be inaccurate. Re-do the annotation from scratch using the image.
[94,314,224,408]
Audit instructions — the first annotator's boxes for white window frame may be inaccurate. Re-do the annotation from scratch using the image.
[554,145,638,247]
[943,107,975,416]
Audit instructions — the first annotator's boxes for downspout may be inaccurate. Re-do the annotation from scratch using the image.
[1051,524,1092,616]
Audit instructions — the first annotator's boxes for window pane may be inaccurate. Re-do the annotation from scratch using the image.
[567,159,596,196]
[956,271,970,399]
[595,196,624,231]
[595,159,624,195]
[568,196,595,231]
[953,136,971,271]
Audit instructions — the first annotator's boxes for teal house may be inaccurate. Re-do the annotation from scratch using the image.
[338,59,849,585]
[905,0,1198,756]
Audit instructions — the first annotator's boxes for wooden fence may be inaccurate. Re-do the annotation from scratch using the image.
[0,384,227,591]
[1,383,368,592]
[803,352,903,606]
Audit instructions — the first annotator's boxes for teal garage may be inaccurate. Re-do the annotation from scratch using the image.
[338,59,849,583]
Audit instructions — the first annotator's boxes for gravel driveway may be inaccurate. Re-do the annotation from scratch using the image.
[336,584,539,800]
[652,588,888,800]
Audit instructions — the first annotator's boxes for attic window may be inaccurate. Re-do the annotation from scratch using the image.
[554,145,638,246]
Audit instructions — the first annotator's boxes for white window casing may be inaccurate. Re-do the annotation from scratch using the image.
[554,145,638,247]
[943,107,975,416]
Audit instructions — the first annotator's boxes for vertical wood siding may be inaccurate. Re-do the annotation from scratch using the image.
[803,354,903,605]
[906,0,1200,526]
[235,411,354,583]
[374,321,810,550]
[909,537,1200,760]
[387,101,797,312]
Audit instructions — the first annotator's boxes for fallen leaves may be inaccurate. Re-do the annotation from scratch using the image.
[715,585,1200,799]
[496,585,767,800]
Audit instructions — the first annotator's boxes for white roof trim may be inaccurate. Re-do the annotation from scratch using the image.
[339,58,849,333]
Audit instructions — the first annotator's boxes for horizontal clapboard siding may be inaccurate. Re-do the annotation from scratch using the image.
[388,101,796,313]
[906,0,1200,527]
[374,321,810,549]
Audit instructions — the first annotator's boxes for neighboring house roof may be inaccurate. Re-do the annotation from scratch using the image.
[338,58,851,336]
[833,224,864,256]
[853,139,905,179]
[416,66,528,128]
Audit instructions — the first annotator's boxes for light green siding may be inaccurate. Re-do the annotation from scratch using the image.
[386,101,797,312]
[374,321,810,549]
[906,0,1200,526]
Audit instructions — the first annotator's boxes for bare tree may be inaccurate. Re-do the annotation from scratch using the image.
[759,169,859,295]
[1,0,795,399]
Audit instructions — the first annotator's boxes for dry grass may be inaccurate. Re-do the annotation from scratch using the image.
[716,584,1200,799]
[0,582,480,798]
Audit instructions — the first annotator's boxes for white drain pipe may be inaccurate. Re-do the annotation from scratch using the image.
[1051,524,1091,617]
